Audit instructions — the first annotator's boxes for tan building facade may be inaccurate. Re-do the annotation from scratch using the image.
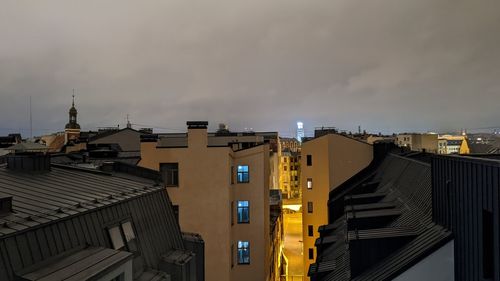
[139,122,279,281]
[300,133,373,277]
[438,135,470,154]
[397,133,438,153]
[279,151,301,199]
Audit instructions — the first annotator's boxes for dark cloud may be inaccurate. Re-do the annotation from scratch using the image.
[0,0,499,137]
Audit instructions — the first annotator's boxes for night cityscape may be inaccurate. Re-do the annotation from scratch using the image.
[1,1,500,281]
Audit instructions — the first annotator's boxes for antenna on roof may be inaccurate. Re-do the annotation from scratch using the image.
[29,96,32,139]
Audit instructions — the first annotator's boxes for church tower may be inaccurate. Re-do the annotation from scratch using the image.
[64,94,81,144]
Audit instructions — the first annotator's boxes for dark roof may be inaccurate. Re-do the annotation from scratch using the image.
[310,153,452,281]
[0,163,161,236]
[87,127,140,143]
[20,246,132,281]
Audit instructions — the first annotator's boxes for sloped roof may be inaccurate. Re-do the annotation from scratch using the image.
[6,142,48,153]
[0,163,162,237]
[310,153,452,281]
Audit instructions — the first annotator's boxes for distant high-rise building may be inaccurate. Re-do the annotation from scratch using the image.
[297,121,305,142]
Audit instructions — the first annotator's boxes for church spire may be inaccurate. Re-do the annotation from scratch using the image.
[65,91,80,130]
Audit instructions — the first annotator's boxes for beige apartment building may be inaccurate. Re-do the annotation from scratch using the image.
[301,132,373,277]
[396,133,438,153]
[139,121,281,281]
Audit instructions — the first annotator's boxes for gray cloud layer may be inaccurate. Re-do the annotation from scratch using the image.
[1,0,499,136]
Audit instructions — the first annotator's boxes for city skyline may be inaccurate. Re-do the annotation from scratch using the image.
[1,1,500,136]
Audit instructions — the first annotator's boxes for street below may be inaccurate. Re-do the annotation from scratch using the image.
[283,199,304,281]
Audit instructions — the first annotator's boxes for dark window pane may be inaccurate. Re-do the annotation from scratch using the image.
[308,202,313,213]
[308,225,313,237]
[308,248,314,260]
[160,163,179,187]
[307,155,312,166]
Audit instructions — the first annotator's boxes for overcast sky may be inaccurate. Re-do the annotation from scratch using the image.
[0,0,499,137]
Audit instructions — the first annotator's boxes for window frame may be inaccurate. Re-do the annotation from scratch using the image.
[237,241,250,265]
[237,165,250,183]
[237,200,250,223]
[107,220,139,254]
[160,163,179,187]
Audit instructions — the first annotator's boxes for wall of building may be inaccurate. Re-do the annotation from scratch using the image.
[432,155,500,281]
[300,134,373,278]
[89,128,142,151]
[139,128,272,281]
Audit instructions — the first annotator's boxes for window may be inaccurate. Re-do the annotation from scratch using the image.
[231,201,234,225]
[109,226,125,250]
[238,241,250,264]
[483,209,494,279]
[283,166,287,171]
[108,221,138,252]
[160,163,179,187]
[307,202,313,213]
[121,221,137,252]
[306,155,312,166]
[237,165,249,183]
[308,225,314,237]
[308,248,314,260]
[307,178,313,189]
[237,201,250,223]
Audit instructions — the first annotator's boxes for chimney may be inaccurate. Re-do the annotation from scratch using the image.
[187,121,208,149]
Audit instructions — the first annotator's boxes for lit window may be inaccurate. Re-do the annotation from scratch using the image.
[237,165,249,183]
[238,241,250,264]
[237,201,250,223]
[307,178,313,189]
[161,163,179,187]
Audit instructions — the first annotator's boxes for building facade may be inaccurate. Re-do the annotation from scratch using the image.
[139,121,282,281]
[301,132,373,277]
[397,133,438,153]
[279,150,301,199]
